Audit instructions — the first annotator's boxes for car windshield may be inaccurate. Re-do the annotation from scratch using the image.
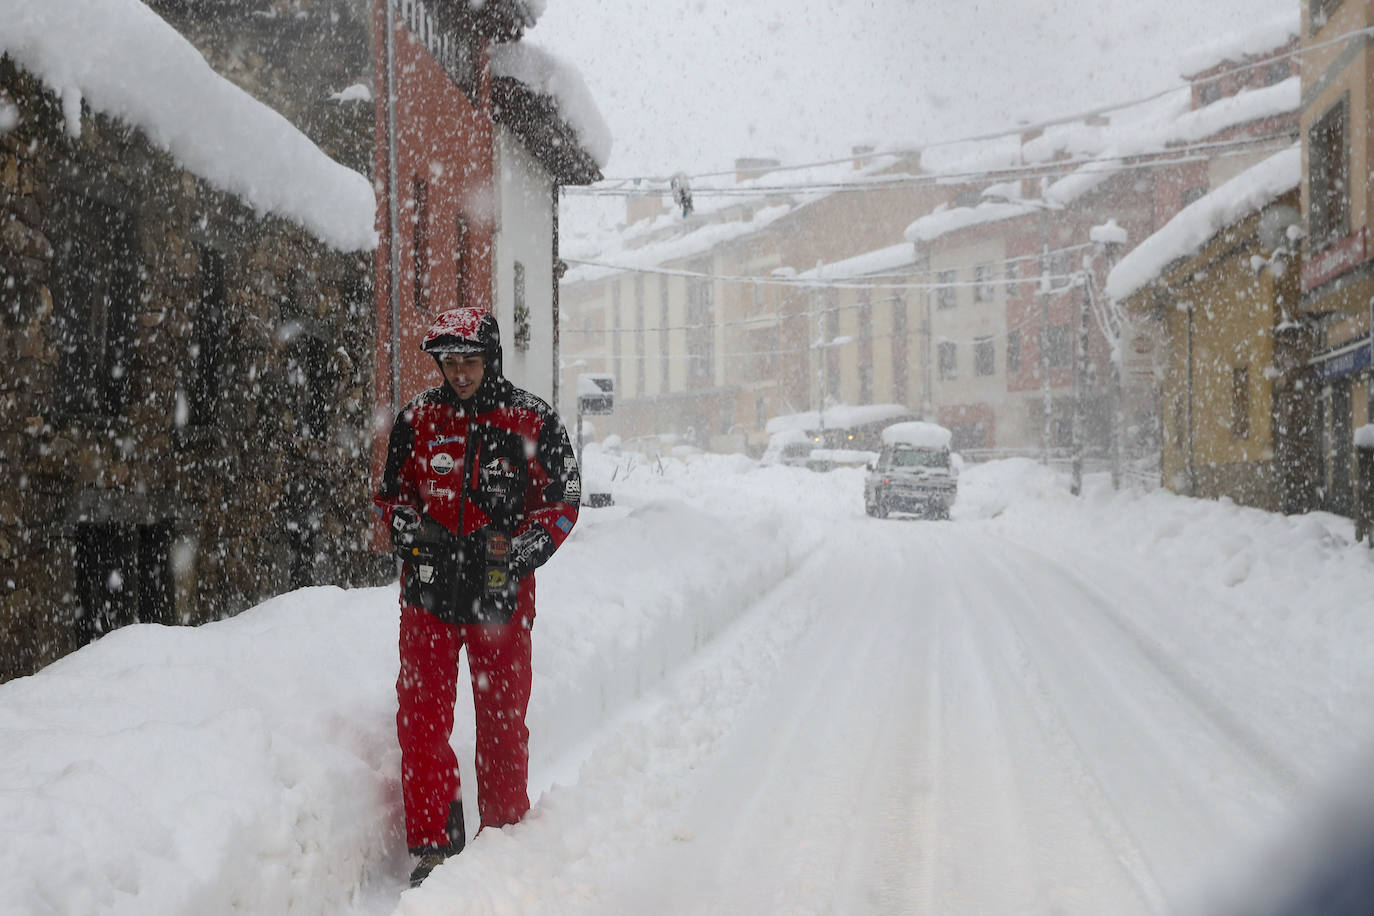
[889,447,949,469]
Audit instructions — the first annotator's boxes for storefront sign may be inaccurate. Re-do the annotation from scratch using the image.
[1303,227,1367,291]
[1314,339,1372,380]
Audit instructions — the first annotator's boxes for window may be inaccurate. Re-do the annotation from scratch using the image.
[74,521,173,647]
[1182,186,1207,207]
[1199,81,1223,106]
[52,194,139,416]
[687,262,714,386]
[891,297,909,402]
[938,341,957,380]
[1007,330,1021,373]
[659,279,671,393]
[190,246,225,426]
[936,270,957,309]
[512,262,530,351]
[611,282,622,391]
[1046,324,1071,370]
[286,336,329,440]
[823,295,840,401]
[411,178,430,312]
[1264,60,1290,86]
[974,337,996,377]
[634,274,646,396]
[974,264,995,301]
[1231,367,1250,439]
[858,295,873,403]
[1309,96,1350,249]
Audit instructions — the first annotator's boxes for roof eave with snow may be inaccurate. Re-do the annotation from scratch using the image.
[1106,145,1300,303]
[490,40,612,179]
[3,0,376,252]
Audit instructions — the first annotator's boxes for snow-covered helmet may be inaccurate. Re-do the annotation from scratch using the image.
[421,307,503,377]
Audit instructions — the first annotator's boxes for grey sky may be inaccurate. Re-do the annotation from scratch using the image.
[529,0,1293,179]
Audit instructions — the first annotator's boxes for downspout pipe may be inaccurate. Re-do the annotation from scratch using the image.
[384,0,403,414]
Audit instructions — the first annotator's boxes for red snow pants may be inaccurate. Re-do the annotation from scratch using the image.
[396,600,533,852]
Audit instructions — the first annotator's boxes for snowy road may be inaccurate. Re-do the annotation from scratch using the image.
[404,473,1357,916]
[8,457,1373,916]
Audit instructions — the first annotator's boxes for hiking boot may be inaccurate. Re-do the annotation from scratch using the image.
[409,852,447,888]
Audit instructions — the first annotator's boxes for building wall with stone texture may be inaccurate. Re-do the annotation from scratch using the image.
[0,57,386,683]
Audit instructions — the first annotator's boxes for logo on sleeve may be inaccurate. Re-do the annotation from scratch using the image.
[556,516,573,533]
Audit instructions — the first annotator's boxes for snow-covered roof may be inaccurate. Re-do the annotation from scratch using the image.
[2,0,377,252]
[563,204,793,285]
[905,199,1043,247]
[1178,10,1299,77]
[560,154,914,284]
[1105,145,1300,302]
[798,242,918,281]
[491,39,612,169]
[882,421,953,449]
[765,404,915,435]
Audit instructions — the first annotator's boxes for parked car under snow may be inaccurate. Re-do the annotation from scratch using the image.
[863,421,958,520]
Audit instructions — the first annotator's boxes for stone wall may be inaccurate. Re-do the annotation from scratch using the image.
[0,57,387,682]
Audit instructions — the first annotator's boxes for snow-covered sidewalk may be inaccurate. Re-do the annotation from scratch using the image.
[2,451,1373,914]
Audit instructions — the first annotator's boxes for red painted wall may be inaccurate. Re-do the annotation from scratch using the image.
[368,1,497,542]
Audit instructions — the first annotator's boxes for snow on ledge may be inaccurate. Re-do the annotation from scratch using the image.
[1,0,377,252]
[1356,424,1374,449]
[1105,145,1299,303]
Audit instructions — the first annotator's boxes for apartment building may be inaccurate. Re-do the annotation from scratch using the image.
[1298,0,1374,516]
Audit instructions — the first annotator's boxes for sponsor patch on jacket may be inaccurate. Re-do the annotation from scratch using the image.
[430,435,462,447]
[483,457,517,480]
[431,452,455,474]
[564,477,581,503]
[485,533,510,561]
[486,568,508,590]
[556,516,573,533]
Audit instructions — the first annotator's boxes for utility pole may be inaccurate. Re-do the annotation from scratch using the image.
[921,298,933,419]
[383,0,402,415]
[1039,208,1052,466]
[1071,268,1091,496]
[814,268,827,439]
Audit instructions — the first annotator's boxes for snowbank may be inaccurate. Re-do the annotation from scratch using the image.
[5,452,1374,913]
[1,0,377,252]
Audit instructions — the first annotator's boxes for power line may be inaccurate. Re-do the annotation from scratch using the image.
[580,23,1357,190]
[563,241,1097,290]
[565,131,1297,199]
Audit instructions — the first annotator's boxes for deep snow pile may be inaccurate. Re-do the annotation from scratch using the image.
[2,451,1372,914]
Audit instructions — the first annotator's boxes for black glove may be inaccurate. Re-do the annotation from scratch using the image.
[390,507,454,563]
[390,506,421,549]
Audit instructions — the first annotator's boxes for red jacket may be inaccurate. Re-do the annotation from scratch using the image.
[374,375,580,625]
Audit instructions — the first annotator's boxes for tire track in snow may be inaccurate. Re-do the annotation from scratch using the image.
[949,536,1171,913]
[957,528,1299,908]
[990,536,1301,795]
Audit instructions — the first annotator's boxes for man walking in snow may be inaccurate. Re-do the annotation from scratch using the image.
[373,306,581,887]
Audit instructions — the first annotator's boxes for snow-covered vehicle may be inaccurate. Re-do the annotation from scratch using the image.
[805,448,878,473]
[760,428,814,468]
[863,421,957,519]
